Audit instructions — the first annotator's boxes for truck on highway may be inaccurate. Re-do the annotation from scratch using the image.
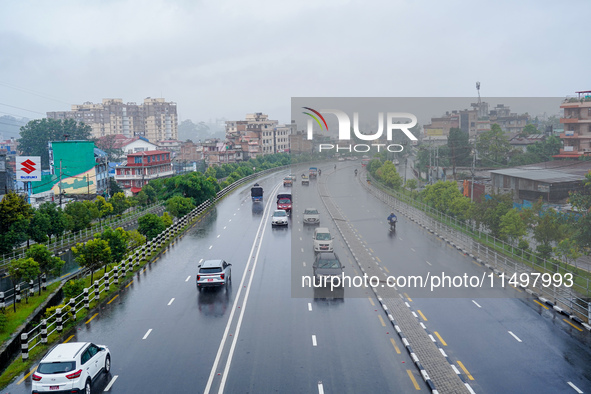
[277,193,292,213]
[309,167,318,178]
[251,183,263,202]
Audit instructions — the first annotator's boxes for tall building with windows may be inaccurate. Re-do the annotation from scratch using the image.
[114,150,173,194]
[225,113,292,157]
[47,98,178,142]
[555,91,591,159]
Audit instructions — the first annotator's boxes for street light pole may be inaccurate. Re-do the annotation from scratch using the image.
[471,149,476,202]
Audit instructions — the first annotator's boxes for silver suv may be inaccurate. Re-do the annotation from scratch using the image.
[32,342,110,394]
[197,259,232,290]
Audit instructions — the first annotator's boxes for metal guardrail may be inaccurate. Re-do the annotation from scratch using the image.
[363,171,591,324]
[18,164,292,360]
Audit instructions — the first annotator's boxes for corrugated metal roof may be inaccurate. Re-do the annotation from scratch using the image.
[490,168,586,183]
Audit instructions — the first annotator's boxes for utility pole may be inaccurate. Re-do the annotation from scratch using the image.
[429,142,432,184]
[471,150,476,202]
[436,146,439,182]
[404,158,408,184]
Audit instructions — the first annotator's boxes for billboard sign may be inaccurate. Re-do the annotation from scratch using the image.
[16,156,41,181]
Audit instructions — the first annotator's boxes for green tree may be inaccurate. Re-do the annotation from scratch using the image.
[8,258,40,310]
[499,208,527,244]
[422,181,468,218]
[38,202,68,241]
[405,179,418,192]
[64,201,93,232]
[0,191,34,255]
[447,128,472,179]
[568,172,591,254]
[109,178,123,197]
[518,124,538,137]
[127,229,146,250]
[166,196,195,218]
[554,238,582,271]
[96,227,129,264]
[110,192,130,216]
[533,209,565,247]
[137,213,166,241]
[93,196,113,224]
[376,161,403,189]
[476,124,511,165]
[72,238,111,282]
[18,118,92,168]
[470,192,513,238]
[161,212,173,227]
[25,244,63,295]
[27,209,51,246]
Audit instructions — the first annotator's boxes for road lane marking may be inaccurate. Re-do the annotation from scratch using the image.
[368,297,375,306]
[223,226,226,229]
[185,276,191,282]
[211,181,281,394]
[17,366,37,385]
[217,234,220,238]
[104,375,119,391]
[567,382,583,393]
[390,338,401,354]
[64,335,75,343]
[410,248,415,252]
[377,315,386,326]
[142,329,153,340]
[125,279,133,288]
[425,261,432,266]
[457,361,474,380]
[508,331,522,342]
[312,335,317,346]
[301,248,304,253]
[209,245,213,249]
[472,300,482,308]
[534,300,549,309]
[168,298,175,306]
[563,319,583,332]
[199,258,203,263]
[308,303,312,311]
[86,313,98,324]
[376,256,382,263]
[404,293,412,302]
[417,310,428,321]
[318,382,325,394]
[300,237,302,241]
[406,370,421,390]
[303,262,306,267]
[107,295,119,304]
[434,331,447,346]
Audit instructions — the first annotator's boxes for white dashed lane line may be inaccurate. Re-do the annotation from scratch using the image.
[209,245,213,250]
[142,329,152,340]
[567,382,583,393]
[104,375,118,391]
[308,303,312,311]
[312,335,317,347]
[168,298,175,306]
[508,331,522,342]
[199,258,203,264]
[472,300,482,308]
[426,261,432,266]
[223,226,227,229]
[185,276,191,282]
[318,382,325,394]
[217,234,220,238]
[301,248,304,253]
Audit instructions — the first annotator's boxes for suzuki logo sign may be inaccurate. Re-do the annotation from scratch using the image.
[16,156,41,181]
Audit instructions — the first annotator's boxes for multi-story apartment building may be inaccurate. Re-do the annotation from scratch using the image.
[114,150,173,194]
[555,91,591,159]
[225,113,291,157]
[47,98,178,142]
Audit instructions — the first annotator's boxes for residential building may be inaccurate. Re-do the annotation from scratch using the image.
[509,134,546,153]
[95,134,157,161]
[0,152,14,198]
[156,140,182,153]
[47,98,178,142]
[94,148,109,196]
[225,113,291,158]
[555,91,591,159]
[114,150,173,194]
[490,160,591,203]
[289,131,313,154]
[178,141,203,162]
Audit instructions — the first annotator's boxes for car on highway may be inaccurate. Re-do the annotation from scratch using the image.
[283,177,293,187]
[32,342,111,394]
[301,175,309,186]
[303,208,320,224]
[313,227,334,253]
[313,252,345,285]
[197,259,232,290]
[271,209,289,227]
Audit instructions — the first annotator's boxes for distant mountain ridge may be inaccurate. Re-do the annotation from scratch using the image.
[0,115,29,140]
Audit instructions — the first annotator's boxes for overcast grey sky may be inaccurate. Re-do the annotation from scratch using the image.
[0,0,588,125]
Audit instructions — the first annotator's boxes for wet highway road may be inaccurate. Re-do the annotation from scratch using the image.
[7,163,591,393]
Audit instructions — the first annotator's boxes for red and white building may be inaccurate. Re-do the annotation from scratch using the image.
[114,150,173,194]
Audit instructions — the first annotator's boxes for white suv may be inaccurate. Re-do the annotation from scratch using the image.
[32,342,110,394]
[313,227,334,253]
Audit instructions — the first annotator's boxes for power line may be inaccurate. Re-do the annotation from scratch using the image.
[0,81,72,105]
[0,102,45,116]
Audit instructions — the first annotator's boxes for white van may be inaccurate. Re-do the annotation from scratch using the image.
[313,227,334,253]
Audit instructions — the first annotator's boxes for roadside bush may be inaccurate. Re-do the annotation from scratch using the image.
[44,304,72,323]
[63,279,85,300]
[0,313,7,332]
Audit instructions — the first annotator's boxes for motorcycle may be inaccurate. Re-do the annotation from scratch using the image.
[388,219,397,232]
